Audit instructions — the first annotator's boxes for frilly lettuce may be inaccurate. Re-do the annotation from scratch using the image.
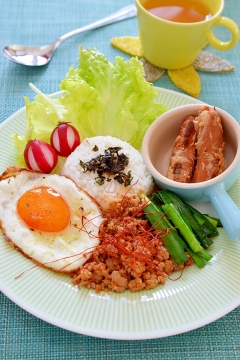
[13,47,167,166]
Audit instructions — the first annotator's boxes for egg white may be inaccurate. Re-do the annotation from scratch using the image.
[0,170,103,272]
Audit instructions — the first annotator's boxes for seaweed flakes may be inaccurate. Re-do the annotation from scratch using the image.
[79,147,133,187]
[92,145,99,152]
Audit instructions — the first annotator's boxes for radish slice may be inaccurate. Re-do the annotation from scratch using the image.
[50,123,80,157]
[24,140,58,173]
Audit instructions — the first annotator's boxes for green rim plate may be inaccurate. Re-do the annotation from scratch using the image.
[0,88,239,340]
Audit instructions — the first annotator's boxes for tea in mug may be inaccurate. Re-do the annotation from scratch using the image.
[144,0,212,23]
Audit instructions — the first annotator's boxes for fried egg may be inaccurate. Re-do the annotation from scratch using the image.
[0,167,103,272]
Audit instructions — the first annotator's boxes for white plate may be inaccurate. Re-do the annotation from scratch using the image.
[0,88,240,340]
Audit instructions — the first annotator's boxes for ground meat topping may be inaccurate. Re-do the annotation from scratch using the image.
[79,147,133,186]
[71,195,193,293]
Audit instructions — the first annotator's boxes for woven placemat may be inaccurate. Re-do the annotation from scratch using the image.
[0,0,240,359]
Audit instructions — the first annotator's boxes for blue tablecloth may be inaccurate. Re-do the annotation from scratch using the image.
[0,0,240,358]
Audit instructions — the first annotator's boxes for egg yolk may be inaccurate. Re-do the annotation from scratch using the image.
[17,186,70,232]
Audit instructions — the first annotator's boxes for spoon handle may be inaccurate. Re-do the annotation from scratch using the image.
[56,5,136,47]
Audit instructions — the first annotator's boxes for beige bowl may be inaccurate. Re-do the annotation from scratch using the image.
[142,104,240,241]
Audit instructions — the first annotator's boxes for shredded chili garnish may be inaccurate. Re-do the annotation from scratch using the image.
[70,194,191,293]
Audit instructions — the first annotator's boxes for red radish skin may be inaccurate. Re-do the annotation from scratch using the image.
[24,140,58,174]
[50,123,80,157]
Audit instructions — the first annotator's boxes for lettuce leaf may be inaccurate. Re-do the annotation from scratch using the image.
[61,48,167,149]
[13,47,167,166]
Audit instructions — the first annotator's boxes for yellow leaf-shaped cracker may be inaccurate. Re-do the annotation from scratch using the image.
[110,36,144,57]
[140,58,166,82]
[168,66,201,98]
[193,51,235,72]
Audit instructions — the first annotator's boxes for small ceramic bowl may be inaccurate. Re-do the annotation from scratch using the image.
[142,104,240,241]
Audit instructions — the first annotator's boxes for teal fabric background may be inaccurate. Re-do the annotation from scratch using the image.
[0,0,240,358]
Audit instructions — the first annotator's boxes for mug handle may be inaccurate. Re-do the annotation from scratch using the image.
[207,16,239,50]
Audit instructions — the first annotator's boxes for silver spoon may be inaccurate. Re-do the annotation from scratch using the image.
[2,5,136,67]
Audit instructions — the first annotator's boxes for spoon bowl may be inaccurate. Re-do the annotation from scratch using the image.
[2,43,56,66]
[2,5,136,66]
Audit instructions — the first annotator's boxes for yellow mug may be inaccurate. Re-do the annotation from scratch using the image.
[135,0,239,69]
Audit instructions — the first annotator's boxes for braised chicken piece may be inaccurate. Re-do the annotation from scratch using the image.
[166,106,225,183]
[193,106,225,182]
[166,115,197,183]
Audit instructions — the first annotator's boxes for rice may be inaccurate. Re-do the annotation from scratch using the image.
[61,136,154,210]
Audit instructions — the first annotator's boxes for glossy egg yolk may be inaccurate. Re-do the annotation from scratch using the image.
[17,186,70,232]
